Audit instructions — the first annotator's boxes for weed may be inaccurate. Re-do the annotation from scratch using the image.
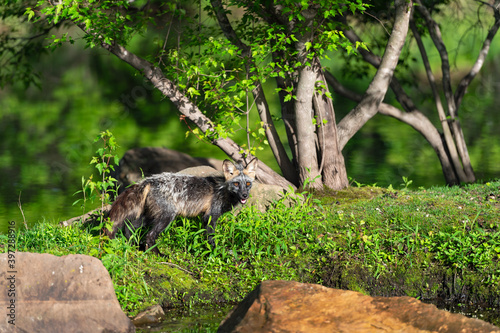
[72,130,120,255]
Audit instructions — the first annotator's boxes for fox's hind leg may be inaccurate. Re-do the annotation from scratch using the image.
[123,218,145,239]
[144,215,176,256]
[143,199,178,256]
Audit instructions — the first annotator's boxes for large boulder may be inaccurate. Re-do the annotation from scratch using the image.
[218,280,500,333]
[113,147,222,192]
[0,252,135,333]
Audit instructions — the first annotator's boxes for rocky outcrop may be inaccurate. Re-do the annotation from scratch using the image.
[219,280,500,333]
[0,253,135,333]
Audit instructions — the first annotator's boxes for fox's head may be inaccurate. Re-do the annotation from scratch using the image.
[223,158,258,204]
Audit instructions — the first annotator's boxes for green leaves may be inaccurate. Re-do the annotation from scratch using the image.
[26,0,149,50]
[25,8,35,21]
[21,0,372,166]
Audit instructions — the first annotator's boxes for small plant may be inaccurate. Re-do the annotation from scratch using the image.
[73,130,120,248]
[74,130,119,215]
[302,168,322,189]
[400,176,413,190]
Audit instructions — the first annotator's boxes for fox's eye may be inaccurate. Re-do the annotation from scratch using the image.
[233,182,239,187]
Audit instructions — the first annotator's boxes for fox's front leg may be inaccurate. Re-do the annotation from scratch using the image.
[204,213,220,248]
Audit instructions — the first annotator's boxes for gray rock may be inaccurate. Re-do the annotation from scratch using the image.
[0,252,135,333]
[113,147,222,193]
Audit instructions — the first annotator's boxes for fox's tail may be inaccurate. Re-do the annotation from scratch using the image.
[106,183,151,239]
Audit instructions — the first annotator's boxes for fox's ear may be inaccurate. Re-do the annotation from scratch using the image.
[222,159,238,178]
[244,158,258,180]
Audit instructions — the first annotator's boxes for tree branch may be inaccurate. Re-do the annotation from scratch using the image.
[455,0,500,108]
[409,18,444,117]
[326,72,459,185]
[210,0,296,182]
[414,0,456,118]
[409,18,468,182]
[90,40,291,189]
[337,0,413,150]
[341,18,417,113]
[209,0,251,55]
[415,0,476,182]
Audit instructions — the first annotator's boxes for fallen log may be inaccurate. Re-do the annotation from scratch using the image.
[59,204,111,227]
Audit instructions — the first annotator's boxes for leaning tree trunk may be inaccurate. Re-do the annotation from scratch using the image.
[98,42,294,189]
[415,0,476,183]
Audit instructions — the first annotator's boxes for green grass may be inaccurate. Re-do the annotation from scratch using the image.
[1,180,500,330]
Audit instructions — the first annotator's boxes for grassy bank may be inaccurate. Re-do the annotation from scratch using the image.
[2,180,500,328]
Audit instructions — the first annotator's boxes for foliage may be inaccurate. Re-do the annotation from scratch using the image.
[69,130,120,253]
[157,0,368,153]
[2,180,500,328]
[0,1,47,87]
[17,0,378,190]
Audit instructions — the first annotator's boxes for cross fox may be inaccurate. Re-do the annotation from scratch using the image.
[106,158,258,255]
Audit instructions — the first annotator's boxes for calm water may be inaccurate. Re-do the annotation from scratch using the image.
[136,305,232,333]
[0,153,99,234]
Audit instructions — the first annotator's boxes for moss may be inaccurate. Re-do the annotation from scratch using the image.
[149,264,197,290]
[310,186,387,205]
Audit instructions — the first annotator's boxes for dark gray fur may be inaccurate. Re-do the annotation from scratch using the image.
[106,158,258,255]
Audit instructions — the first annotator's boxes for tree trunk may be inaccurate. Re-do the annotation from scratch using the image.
[314,66,349,190]
[294,64,322,189]
[292,8,323,190]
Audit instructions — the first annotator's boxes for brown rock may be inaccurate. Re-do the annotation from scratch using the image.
[0,252,135,333]
[219,280,500,333]
[248,183,304,213]
[132,304,165,327]
[179,165,224,178]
